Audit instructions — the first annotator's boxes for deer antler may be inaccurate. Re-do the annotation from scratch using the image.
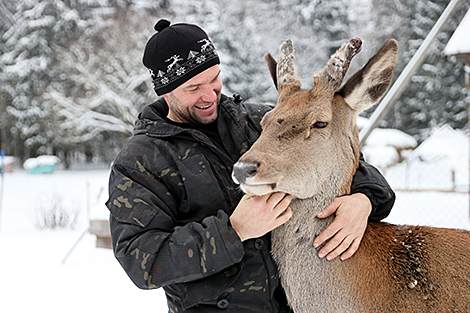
[276,39,302,98]
[314,38,363,90]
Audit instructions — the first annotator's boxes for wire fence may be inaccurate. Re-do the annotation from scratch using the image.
[1,124,469,235]
[0,164,110,234]
[380,126,470,230]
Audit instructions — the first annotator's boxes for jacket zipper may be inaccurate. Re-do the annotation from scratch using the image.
[192,133,237,210]
[259,243,277,312]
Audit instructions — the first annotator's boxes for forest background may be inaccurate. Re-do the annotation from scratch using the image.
[1,0,469,168]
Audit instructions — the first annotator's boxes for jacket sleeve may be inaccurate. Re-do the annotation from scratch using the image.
[351,153,395,222]
[106,164,245,290]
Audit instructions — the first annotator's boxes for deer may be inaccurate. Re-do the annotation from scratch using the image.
[232,38,470,312]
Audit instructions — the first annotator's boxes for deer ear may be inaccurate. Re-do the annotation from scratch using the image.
[265,53,278,91]
[339,38,398,114]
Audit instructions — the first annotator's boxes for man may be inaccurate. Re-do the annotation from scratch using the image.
[106,19,395,312]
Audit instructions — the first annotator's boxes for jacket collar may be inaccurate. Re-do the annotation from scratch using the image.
[134,94,230,138]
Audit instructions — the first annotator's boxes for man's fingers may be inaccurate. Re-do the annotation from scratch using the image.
[313,219,341,248]
[324,233,354,260]
[274,206,293,227]
[313,194,371,260]
[272,194,292,216]
[317,198,339,218]
[267,192,288,208]
[316,229,344,258]
[340,237,361,261]
[318,233,361,261]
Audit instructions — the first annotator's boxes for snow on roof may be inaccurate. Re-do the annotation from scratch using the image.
[23,155,60,170]
[357,116,418,149]
[444,8,470,56]
[411,124,469,162]
[357,116,418,170]
[366,128,418,149]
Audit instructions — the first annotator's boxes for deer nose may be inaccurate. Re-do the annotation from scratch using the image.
[232,161,260,184]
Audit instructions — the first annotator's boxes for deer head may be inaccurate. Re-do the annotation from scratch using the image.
[233,38,398,199]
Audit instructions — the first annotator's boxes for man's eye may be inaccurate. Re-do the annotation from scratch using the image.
[311,121,328,129]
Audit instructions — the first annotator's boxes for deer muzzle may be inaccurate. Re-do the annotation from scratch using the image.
[232,161,260,185]
[232,161,277,195]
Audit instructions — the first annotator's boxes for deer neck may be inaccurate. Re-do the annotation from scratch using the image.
[271,183,360,313]
[294,180,348,219]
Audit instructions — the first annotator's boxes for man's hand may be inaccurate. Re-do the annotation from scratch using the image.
[230,192,292,242]
[313,193,372,261]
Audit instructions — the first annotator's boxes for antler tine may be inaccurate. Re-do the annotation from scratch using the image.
[277,39,301,97]
[315,37,363,90]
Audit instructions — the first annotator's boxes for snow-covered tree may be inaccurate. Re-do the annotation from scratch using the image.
[0,0,95,160]
[381,0,470,141]
[1,0,468,165]
[45,9,156,164]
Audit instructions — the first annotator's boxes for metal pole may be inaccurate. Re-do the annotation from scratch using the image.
[61,227,90,264]
[359,0,463,146]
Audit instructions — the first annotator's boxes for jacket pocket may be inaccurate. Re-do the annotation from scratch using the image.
[167,263,242,310]
[175,153,230,222]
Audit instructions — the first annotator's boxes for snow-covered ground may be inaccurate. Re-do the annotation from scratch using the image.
[0,168,168,312]
[1,128,469,313]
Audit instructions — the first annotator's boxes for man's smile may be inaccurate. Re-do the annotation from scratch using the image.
[195,102,214,110]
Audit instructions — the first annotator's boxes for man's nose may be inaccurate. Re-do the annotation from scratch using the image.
[201,85,217,103]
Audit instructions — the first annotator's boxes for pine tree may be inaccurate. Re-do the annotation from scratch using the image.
[381,0,469,141]
[0,0,92,160]
[0,0,16,153]
[45,9,157,164]
[1,0,468,165]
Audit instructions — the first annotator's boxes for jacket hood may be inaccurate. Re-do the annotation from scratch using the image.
[133,98,169,136]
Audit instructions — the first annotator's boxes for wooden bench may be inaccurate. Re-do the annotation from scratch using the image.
[89,219,112,249]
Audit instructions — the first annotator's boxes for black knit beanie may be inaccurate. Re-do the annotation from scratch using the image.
[143,19,220,96]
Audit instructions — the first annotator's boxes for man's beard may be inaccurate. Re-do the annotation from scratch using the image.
[167,93,221,125]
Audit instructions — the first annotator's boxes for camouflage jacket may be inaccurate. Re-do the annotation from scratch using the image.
[106,94,395,312]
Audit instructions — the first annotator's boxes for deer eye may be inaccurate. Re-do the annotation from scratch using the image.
[311,121,328,129]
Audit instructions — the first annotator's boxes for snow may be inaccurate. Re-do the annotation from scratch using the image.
[364,128,418,150]
[0,168,168,312]
[359,116,418,171]
[0,124,469,313]
[367,124,470,230]
[362,145,400,170]
[357,116,418,149]
[23,155,60,169]
[444,8,470,55]
[409,124,468,162]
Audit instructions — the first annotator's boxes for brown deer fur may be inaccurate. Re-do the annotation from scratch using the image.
[232,38,470,312]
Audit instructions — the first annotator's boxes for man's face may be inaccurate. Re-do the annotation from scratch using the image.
[163,65,222,125]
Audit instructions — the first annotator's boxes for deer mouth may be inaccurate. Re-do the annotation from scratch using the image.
[232,160,279,195]
[238,181,278,196]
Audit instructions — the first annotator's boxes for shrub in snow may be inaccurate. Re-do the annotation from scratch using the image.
[35,192,80,230]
